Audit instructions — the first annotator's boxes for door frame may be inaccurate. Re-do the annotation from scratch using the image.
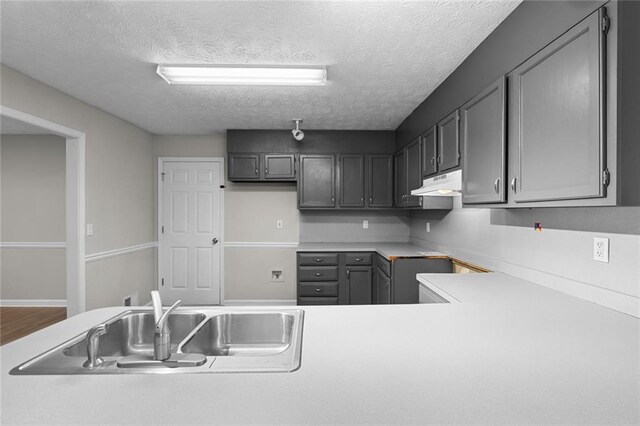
[157,157,225,305]
[0,105,86,317]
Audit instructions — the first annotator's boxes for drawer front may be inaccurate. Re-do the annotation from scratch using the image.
[298,282,339,297]
[345,253,373,266]
[298,297,338,306]
[298,266,339,281]
[298,253,339,266]
[375,255,391,277]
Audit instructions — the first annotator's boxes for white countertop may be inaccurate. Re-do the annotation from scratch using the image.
[297,242,446,259]
[1,272,638,425]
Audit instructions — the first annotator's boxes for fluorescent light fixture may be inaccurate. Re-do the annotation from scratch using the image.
[156,65,327,86]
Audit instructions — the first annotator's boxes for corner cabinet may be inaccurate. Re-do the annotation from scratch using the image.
[395,138,423,209]
[367,155,394,208]
[421,126,438,178]
[437,110,460,172]
[298,155,336,208]
[461,76,506,204]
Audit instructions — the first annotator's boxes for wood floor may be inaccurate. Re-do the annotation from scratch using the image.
[0,307,67,346]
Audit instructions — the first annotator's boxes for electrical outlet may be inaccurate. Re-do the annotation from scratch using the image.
[276,220,283,229]
[426,222,431,233]
[271,269,284,282]
[86,224,94,236]
[363,220,369,229]
[593,237,609,263]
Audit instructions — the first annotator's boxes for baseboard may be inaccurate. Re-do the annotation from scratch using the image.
[0,299,67,307]
[223,299,296,306]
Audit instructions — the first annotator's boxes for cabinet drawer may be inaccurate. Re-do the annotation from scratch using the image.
[375,255,391,277]
[298,282,338,297]
[345,253,372,266]
[298,297,338,306]
[298,266,338,281]
[298,253,339,266]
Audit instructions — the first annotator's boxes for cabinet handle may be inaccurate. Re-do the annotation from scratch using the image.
[265,169,268,175]
[331,197,335,203]
[510,177,517,193]
[255,169,258,174]
[494,178,501,194]
[361,197,364,203]
[347,270,350,278]
[437,156,443,165]
[431,157,436,168]
[314,273,323,277]
[314,258,324,263]
[314,288,323,293]
[355,258,363,262]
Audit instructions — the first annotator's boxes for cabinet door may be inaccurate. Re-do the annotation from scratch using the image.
[264,154,296,180]
[375,268,391,304]
[228,154,260,180]
[509,9,605,203]
[405,138,422,208]
[461,76,506,204]
[437,110,460,171]
[367,155,394,208]
[394,150,406,207]
[298,155,336,208]
[339,154,365,207]
[421,126,438,178]
[347,267,372,305]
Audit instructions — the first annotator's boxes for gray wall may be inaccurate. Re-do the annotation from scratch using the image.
[300,210,410,243]
[1,134,66,300]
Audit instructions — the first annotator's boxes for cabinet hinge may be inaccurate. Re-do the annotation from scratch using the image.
[602,169,610,187]
[161,278,164,287]
[161,226,164,234]
[161,172,165,182]
[602,15,610,34]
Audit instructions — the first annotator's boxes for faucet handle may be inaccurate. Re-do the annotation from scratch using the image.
[151,290,164,324]
[155,300,181,333]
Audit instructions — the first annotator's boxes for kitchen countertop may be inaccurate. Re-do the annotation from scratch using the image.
[297,242,446,260]
[1,272,638,425]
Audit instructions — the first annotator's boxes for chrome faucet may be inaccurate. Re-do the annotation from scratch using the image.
[151,291,181,361]
[83,323,109,368]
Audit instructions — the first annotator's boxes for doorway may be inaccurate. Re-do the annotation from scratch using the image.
[157,158,224,305]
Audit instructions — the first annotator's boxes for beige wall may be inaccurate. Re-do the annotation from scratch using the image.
[1,65,155,308]
[1,134,67,300]
[153,134,299,301]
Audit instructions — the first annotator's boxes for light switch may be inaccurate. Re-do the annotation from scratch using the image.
[86,224,94,236]
[426,222,431,233]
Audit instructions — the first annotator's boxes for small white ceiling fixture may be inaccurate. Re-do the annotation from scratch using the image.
[292,119,304,141]
[156,65,327,86]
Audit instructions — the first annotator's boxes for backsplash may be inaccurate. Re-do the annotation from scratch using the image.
[300,210,410,243]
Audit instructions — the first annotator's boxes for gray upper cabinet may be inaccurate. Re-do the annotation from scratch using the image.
[367,154,394,208]
[405,138,422,208]
[228,154,260,180]
[509,8,605,203]
[264,154,296,180]
[298,155,336,208]
[394,150,406,207]
[421,126,438,178]
[461,76,507,204]
[437,110,460,171]
[339,154,365,207]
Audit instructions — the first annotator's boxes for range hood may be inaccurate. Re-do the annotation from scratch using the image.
[411,169,462,197]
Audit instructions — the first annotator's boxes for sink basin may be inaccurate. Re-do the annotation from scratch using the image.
[181,313,295,356]
[10,308,304,375]
[63,312,205,357]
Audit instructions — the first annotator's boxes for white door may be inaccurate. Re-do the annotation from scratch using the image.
[159,160,223,305]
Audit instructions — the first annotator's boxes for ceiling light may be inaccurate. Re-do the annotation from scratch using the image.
[292,119,304,141]
[156,65,327,86]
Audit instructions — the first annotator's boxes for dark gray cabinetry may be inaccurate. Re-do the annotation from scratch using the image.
[437,110,460,172]
[395,139,423,209]
[264,154,296,180]
[298,155,336,208]
[509,9,606,204]
[347,267,373,305]
[461,76,507,204]
[374,255,391,304]
[228,154,260,180]
[338,154,365,207]
[394,151,406,207]
[421,126,438,178]
[367,155,394,208]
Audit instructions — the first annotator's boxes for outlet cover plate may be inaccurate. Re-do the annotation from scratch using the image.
[363,220,369,229]
[593,237,609,263]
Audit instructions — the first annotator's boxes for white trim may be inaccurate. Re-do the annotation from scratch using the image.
[0,242,66,249]
[224,300,297,306]
[1,105,85,317]
[158,157,225,305]
[85,242,157,263]
[224,242,299,249]
[0,299,67,307]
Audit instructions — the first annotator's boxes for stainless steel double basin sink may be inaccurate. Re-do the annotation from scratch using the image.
[10,308,304,375]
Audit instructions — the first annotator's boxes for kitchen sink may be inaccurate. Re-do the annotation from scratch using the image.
[10,308,304,375]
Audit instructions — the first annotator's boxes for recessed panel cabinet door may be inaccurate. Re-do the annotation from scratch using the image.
[228,154,260,180]
[347,267,372,305]
[421,126,438,178]
[510,8,605,203]
[264,154,296,180]
[394,151,406,207]
[368,155,394,208]
[405,138,422,208]
[461,76,506,204]
[298,155,336,208]
[339,154,365,207]
[437,110,460,171]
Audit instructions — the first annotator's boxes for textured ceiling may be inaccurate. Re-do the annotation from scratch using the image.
[0,116,54,134]
[0,1,521,134]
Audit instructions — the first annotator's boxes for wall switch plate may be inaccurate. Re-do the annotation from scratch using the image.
[271,269,284,282]
[86,224,94,236]
[593,237,609,263]
[363,220,369,229]
[276,220,283,229]
[123,292,139,306]
[426,222,431,233]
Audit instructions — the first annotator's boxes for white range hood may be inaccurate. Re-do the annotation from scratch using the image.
[411,169,462,197]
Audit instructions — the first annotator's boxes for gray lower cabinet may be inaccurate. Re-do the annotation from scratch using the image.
[461,76,507,204]
[228,154,260,180]
[339,154,365,207]
[375,264,391,304]
[509,8,606,204]
[264,154,296,180]
[298,155,336,208]
[367,155,394,208]
[421,126,438,178]
[347,267,373,305]
[437,110,460,172]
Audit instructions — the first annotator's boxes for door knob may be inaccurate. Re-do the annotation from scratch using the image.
[212,238,219,245]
